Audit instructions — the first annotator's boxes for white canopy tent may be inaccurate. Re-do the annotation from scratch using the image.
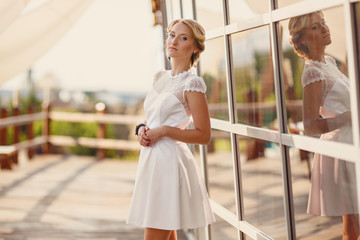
[0,0,93,85]
[0,0,31,35]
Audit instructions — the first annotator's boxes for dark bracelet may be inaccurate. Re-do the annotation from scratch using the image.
[135,123,146,136]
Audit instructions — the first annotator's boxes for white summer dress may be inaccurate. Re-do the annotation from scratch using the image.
[303,56,358,216]
[126,67,215,230]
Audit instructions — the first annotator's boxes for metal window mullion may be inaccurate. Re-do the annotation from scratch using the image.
[179,0,183,18]
[345,0,360,226]
[270,0,296,238]
[191,0,196,20]
[199,144,211,240]
[161,0,170,70]
[345,0,360,148]
[223,0,244,239]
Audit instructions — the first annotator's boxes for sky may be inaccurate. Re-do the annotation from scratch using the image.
[2,0,164,94]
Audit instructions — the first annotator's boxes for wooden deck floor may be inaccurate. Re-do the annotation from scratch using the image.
[0,151,346,240]
[0,154,186,240]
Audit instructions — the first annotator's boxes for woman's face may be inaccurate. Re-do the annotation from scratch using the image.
[302,12,331,49]
[166,22,197,63]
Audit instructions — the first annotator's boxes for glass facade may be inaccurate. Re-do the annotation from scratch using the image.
[208,130,236,214]
[163,0,360,239]
[228,0,268,24]
[232,26,277,129]
[200,37,230,121]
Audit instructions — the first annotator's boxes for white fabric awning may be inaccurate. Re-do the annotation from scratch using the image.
[0,0,31,35]
[0,0,93,85]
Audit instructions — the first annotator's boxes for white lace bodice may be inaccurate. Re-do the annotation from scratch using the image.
[301,55,350,117]
[152,67,207,116]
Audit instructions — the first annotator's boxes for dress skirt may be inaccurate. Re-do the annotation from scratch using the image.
[307,125,358,216]
[126,137,215,230]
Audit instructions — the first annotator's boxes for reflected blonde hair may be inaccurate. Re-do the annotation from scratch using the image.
[167,19,205,67]
[288,11,324,59]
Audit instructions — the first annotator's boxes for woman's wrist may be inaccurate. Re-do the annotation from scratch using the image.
[135,123,146,135]
[138,126,146,134]
[161,126,169,137]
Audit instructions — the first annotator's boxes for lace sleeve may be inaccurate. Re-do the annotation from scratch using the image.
[184,76,207,94]
[301,66,326,88]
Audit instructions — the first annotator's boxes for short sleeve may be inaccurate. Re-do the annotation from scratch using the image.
[301,66,326,88]
[184,76,207,94]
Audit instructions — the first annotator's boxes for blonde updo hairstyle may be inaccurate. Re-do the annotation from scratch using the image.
[288,11,323,60]
[167,19,205,67]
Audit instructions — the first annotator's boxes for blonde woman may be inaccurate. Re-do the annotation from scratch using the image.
[289,11,359,240]
[126,19,215,240]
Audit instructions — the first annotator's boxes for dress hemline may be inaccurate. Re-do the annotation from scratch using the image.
[126,220,215,231]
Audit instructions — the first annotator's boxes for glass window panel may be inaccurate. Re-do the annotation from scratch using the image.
[229,0,269,24]
[210,215,239,240]
[238,136,286,239]
[290,147,359,239]
[181,0,194,19]
[277,0,302,8]
[166,0,181,22]
[281,7,354,145]
[195,0,223,31]
[193,227,207,240]
[207,130,236,214]
[200,37,230,121]
[232,26,277,129]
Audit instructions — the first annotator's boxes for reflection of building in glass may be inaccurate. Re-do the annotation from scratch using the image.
[160,1,360,239]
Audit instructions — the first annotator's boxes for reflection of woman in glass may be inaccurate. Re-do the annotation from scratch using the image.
[289,11,359,239]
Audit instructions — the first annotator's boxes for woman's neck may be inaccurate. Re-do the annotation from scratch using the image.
[171,60,192,76]
[308,46,325,63]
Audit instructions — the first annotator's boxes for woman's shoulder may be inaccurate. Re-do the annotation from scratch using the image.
[301,64,326,87]
[325,55,337,65]
[154,69,169,80]
[153,69,170,86]
[184,73,207,93]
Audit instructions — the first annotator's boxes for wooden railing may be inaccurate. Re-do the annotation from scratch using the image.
[0,106,48,169]
[0,100,303,170]
[0,105,144,170]
[49,111,144,157]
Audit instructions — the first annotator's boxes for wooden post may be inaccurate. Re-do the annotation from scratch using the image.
[13,107,20,164]
[27,106,34,159]
[0,108,11,169]
[0,146,15,171]
[42,104,51,154]
[96,103,106,159]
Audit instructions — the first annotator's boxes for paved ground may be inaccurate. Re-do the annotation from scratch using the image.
[0,154,188,240]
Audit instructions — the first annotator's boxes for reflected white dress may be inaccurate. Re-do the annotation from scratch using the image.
[126,67,215,230]
[303,56,358,216]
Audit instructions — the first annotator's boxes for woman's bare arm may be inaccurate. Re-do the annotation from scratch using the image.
[146,91,211,145]
[302,81,350,136]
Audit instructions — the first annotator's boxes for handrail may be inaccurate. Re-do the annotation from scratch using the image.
[12,136,48,151]
[208,99,302,112]
[0,106,145,169]
[0,112,46,128]
[49,136,139,151]
[50,111,145,124]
